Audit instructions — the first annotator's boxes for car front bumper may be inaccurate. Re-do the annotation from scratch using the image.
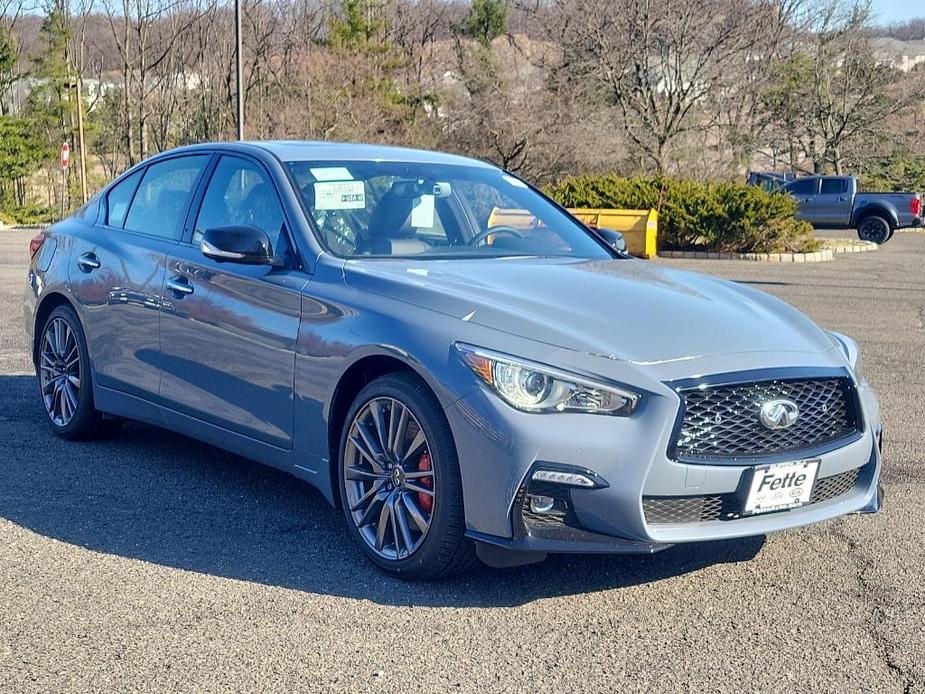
[444,358,883,565]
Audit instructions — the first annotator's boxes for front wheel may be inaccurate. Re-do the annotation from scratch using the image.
[857,215,892,244]
[338,372,478,579]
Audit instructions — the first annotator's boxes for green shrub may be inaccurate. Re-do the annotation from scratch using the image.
[3,205,56,226]
[546,175,820,253]
[859,153,925,194]
[0,210,15,226]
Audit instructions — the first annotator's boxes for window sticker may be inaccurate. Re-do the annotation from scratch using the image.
[502,174,528,189]
[410,194,435,228]
[314,181,366,210]
[310,166,354,182]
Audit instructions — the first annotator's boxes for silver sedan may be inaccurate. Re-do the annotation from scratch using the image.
[23,141,882,579]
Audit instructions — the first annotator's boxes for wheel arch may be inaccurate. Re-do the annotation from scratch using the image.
[852,204,898,229]
[326,353,430,510]
[32,292,76,367]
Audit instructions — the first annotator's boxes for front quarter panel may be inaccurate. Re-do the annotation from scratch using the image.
[290,256,565,502]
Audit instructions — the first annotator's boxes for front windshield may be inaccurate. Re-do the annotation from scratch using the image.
[286,160,611,260]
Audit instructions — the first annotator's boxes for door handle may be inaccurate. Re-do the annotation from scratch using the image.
[166,276,194,296]
[76,252,100,272]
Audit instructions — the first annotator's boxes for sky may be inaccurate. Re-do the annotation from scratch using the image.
[869,0,925,24]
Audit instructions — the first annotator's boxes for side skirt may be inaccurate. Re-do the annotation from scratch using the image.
[93,385,327,490]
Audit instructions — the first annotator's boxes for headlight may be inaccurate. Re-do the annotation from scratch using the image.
[829,331,865,384]
[456,344,640,415]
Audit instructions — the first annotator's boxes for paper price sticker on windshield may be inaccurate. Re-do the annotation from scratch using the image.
[310,166,353,181]
[314,181,366,210]
[410,194,435,228]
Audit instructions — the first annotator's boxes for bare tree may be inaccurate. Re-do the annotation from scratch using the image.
[0,0,27,115]
[386,0,449,144]
[708,0,805,173]
[550,0,769,173]
[103,0,201,163]
[763,0,925,173]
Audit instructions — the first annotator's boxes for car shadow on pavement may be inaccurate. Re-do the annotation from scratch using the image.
[0,375,764,607]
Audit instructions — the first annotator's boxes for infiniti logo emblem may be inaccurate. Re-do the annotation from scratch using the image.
[759,399,800,430]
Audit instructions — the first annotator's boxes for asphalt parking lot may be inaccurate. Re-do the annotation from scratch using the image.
[1,228,923,693]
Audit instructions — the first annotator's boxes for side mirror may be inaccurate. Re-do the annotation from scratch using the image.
[200,225,273,265]
[594,227,627,254]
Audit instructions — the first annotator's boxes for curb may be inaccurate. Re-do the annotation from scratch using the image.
[658,249,836,263]
[824,239,878,254]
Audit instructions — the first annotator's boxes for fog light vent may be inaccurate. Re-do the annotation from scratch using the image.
[528,494,556,514]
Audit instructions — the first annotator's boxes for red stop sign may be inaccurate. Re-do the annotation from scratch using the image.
[60,142,70,170]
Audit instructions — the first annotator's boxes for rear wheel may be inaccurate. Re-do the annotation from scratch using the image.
[37,305,115,440]
[338,373,478,579]
[857,215,892,244]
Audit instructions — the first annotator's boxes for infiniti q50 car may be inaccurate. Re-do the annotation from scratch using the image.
[24,141,883,579]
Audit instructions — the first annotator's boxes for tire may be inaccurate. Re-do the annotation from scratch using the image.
[338,372,479,580]
[36,305,115,440]
[856,215,892,244]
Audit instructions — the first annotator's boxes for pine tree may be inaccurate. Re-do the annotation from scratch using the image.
[29,1,74,141]
[463,0,507,47]
[0,27,16,116]
[0,24,52,210]
[329,0,387,51]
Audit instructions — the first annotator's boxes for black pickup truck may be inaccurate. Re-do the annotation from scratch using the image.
[749,174,923,244]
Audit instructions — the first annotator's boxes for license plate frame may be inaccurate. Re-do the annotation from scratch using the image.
[743,459,820,516]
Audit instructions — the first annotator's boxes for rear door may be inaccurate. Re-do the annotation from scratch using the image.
[816,177,853,226]
[68,154,210,400]
[783,177,821,223]
[157,154,306,448]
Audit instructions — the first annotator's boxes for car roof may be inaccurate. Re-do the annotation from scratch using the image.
[166,140,495,169]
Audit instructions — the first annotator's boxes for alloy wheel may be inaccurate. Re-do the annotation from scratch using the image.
[39,317,82,427]
[343,397,436,560]
[859,218,888,243]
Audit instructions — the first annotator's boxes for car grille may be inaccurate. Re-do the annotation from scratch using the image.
[672,377,859,462]
[642,495,727,524]
[810,466,861,503]
[643,466,864,524]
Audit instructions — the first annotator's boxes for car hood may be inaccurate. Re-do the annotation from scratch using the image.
[343,256,834,364]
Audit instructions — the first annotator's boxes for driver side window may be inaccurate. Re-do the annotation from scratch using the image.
[194,156,288,257]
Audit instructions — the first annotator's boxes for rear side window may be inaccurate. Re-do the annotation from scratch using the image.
[106,170,143,228]
[123,155,209,239]
[786,179,818,195]
[821,178,848,195]
[76,196,100,221]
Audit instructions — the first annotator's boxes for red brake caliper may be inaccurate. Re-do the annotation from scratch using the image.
[417,450,434,514]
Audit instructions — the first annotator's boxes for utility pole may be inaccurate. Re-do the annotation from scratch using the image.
[234,0,244,140]
[60,142,70,219]
[74,75,88,204]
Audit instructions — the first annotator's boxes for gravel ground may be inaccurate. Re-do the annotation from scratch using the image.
[0,227,922,693]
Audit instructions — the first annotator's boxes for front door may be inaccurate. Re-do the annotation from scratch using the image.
[68,154,210,400]
[816,177,853,226]
[784,177,821,222]
[157,154,306,448]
